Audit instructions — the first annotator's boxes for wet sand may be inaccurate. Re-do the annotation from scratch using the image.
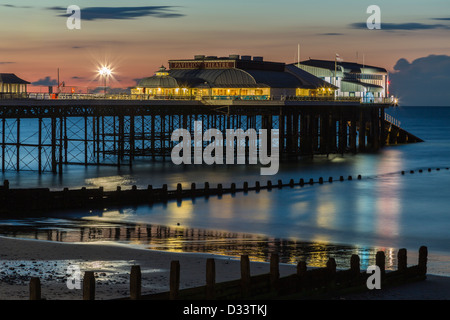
[0,236,448,300]
[0,236,297,300]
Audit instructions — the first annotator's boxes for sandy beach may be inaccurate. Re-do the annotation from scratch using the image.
[0,236,448,300]
[0,236,298,300]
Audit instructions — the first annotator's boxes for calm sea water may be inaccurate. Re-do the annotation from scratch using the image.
[0,106,449,275]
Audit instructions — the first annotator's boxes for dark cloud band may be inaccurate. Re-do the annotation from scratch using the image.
[50,6,185,21]
[350,22,450,30]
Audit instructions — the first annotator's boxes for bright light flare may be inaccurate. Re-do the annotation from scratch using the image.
[98,66,112,77]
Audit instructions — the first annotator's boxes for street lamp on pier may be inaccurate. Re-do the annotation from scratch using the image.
[98,66,112,97]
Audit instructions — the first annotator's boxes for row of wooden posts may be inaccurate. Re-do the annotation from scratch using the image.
[0,175,364,213]
[27,246,428,300]
[1,166,448,214]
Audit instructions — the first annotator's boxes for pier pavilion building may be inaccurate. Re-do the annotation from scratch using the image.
[294,59,389,102]
[132,55,337,100]
[0,73,30,98]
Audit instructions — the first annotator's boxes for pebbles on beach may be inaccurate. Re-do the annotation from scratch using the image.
[0,237,298,300]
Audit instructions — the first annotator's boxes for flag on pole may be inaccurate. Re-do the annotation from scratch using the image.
[335,53,343,62]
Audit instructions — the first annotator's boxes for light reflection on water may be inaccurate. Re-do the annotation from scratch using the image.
[0,217,399,271]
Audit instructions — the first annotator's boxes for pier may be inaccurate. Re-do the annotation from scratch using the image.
[0,97,410,174]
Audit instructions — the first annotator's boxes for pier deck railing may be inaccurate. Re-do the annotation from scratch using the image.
[385,112,401,128]
[1,92,396,105]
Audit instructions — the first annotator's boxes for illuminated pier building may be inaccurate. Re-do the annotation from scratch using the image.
[132,55,337,99]
[0,73,30,97]
[295,59,389,102]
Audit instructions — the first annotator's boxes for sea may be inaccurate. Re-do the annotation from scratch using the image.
[0,106,449,276]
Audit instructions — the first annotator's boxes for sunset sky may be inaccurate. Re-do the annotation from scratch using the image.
[1,0,450,105]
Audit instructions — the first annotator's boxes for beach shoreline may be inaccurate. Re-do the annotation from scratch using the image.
[0,236,448,300]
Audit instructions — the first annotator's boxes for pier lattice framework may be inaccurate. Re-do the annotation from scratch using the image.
[0,99,389,173]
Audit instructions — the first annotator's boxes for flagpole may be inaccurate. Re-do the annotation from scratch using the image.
[334,54,337,86]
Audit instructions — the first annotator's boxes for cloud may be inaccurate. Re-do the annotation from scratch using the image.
[49,6,185,21]
[349,22,450,31]
[389,55,450,106]
[318,33,344,36]
[1,4,31,9]
[0,62,15,65]
[32,76,58,86]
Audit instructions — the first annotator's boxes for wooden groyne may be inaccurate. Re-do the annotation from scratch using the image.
[1,166,448,214]
[26,246,428,300]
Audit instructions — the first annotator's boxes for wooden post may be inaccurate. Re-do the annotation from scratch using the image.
[243,181,248,192]
[376,251,385,275]
[29,277,41,300]
[130,265,142,300]
[191,183,196,198]
[240,255,251,298]
[297,261,307,277]
[177,183,182,199]
[296,261,307,291]
[162,184,168,202]
[270,253,279,292]
[204,182,210,196]
[350,254,360,276]
[206,258,216,299]
[418,246,428,276]
[326,258,337,283]
[398,248,407,272]
[170,260,180,300]
[83,271,96,300]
